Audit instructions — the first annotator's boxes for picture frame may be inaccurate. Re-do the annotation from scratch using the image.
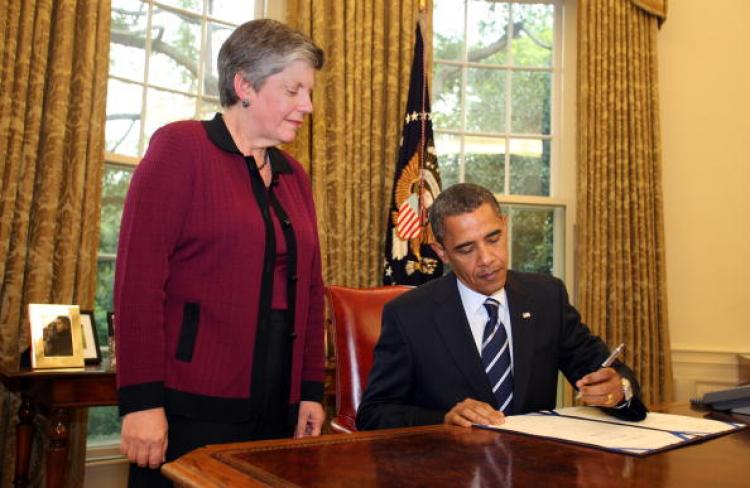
[106,311,115,338]
[106,311,116,370]
[28,304,85,369]
[80,310,102,365]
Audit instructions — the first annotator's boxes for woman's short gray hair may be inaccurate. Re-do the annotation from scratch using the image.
[217,19,324,107]
[429,183,502,244]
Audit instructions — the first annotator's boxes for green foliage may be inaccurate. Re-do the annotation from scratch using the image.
[465,153,504,194]
[510,147,550,196]
[511,70,550,134]
[509,207,553,274]
[99,167,133,254]
[466,68,506,133]
[87,406,122,441]
[94,260,115,342]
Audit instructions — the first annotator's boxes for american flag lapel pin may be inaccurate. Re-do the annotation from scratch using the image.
[522,312,531,319]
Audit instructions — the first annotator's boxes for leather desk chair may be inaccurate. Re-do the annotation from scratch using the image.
[325,285,410,433]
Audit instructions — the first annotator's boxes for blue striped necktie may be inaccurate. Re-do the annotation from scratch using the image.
[482,298,513,413]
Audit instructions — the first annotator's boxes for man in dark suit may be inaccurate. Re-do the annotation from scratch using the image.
[357,183,647,430]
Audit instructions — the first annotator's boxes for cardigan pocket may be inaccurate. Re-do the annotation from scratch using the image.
[175,302,200,362]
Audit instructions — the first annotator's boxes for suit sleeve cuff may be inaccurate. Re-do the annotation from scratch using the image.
[300,380,324,403]
[118,381,165,417]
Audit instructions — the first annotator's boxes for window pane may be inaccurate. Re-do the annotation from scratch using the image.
[204,22,234,97]
[95,259,116,342]
[149,7,201,93]
[509,206,553,274]
[144,88,197,146]
[198,97,221,119]
[105,79,143,157]
[156,0,201,13]
[510,70,551,134]
[435,133,461,188]
[99,166,134,255]
[433,63,462,130]
[467,0,509,65]
[512,3,554,67]
[87,406,122,446]
[110,0,148,82]
[433,0,465,62]
[464,135,505,194]
[466,67,506,133]
[209,1,253,23]
[509,138,549,196]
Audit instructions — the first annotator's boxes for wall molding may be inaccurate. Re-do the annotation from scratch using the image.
[671,348,748,402]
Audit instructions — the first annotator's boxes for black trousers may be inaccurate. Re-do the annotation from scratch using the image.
[128,310,293,487]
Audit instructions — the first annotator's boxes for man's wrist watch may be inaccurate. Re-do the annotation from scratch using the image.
[621,377,634,403]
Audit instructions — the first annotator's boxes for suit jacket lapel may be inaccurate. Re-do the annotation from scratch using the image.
[505,272,537,415]
[432,274,497,406]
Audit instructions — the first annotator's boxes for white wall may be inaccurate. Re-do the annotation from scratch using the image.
[659,0,750,398]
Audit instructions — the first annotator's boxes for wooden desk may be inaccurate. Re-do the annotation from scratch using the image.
[0,362,116,488]
[162,405,750,487]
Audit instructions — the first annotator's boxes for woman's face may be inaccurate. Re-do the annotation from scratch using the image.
[249,59,315,144]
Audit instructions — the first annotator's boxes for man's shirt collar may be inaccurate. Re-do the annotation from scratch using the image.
[456,278,507,316]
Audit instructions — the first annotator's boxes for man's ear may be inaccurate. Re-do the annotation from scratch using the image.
[430,241,449,264]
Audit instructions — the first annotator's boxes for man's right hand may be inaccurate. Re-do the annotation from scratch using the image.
[120,407,168,469]
[444,398,504,427]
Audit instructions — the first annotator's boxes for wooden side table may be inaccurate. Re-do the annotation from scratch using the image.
[0,362,117,488]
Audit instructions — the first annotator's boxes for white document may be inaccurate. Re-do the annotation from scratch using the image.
[476,407,746,455]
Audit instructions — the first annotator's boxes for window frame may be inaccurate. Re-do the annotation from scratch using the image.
[432,0,573,281]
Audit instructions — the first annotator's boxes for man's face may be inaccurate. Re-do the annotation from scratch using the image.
[431,202,509,296]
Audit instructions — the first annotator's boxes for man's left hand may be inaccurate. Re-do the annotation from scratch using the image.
[295,401,325,438]
[575,367,624,407]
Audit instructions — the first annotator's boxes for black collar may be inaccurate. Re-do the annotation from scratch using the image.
[202,113,293,174]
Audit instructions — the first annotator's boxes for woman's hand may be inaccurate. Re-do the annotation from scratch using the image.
[120,407,168,468]
[295,401,325,438]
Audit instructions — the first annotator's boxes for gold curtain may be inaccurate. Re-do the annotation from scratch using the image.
[577,0,672,406]
[0,0,110,486]
[629,0,668,22]
[285,0,431,288]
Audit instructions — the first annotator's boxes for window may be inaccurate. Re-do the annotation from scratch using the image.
[432,0,567,277]
[87,0,256,450]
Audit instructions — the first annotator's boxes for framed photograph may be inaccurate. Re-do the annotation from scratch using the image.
[80,310,102,365]
[28,304,85,369]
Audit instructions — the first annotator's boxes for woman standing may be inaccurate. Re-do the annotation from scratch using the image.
[114,19,325,486]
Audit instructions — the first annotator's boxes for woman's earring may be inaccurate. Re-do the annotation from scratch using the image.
[241,98,250,108]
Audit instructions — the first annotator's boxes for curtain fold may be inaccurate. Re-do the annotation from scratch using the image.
[629,0,668,22]
[0,0,110,486]
[285,0,431,288]
[577,0,671,406]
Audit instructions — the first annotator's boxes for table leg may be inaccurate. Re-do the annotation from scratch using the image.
[13,397,34,488]
[46,408,70,488]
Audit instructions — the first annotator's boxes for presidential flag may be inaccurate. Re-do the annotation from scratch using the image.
[383,24,443,286]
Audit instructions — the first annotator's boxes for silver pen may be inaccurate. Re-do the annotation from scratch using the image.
[575,342,626,399]
[600,342,626,368]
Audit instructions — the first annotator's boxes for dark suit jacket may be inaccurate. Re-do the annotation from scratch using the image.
[356,271,647,430]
